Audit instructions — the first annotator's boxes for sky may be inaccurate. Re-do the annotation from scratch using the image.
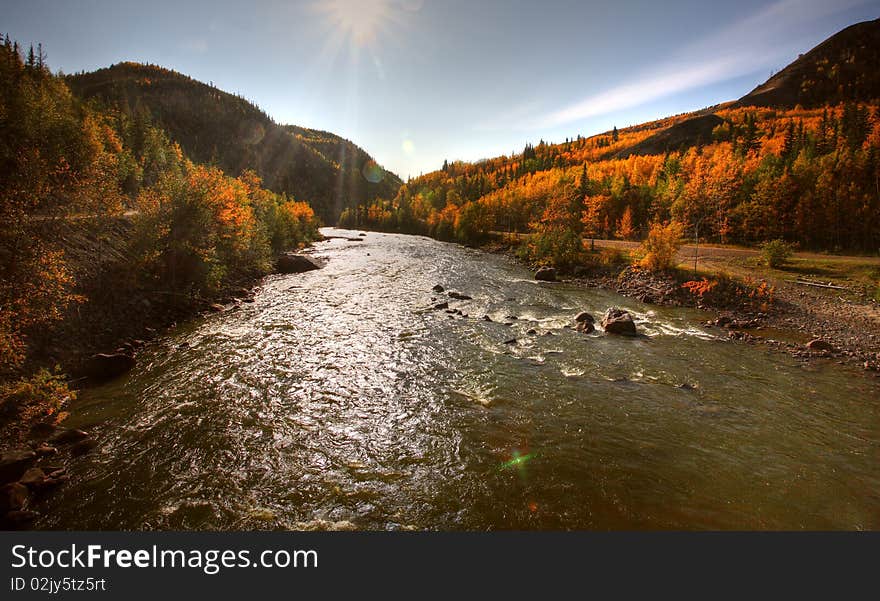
[3,0,879,179]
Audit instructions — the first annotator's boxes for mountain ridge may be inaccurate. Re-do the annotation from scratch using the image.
[66,62,402,222]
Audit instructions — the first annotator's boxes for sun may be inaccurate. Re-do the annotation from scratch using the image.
[316,0,394,48]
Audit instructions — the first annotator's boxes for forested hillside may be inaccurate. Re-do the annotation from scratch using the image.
[67,63,402,222]
[342,19,880,262]
[0,39,319,385]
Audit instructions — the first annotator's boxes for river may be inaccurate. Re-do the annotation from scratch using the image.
[37,229,880,530]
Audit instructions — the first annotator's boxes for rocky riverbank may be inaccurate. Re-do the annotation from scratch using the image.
[480,238,880,376]
[0,245,326,528]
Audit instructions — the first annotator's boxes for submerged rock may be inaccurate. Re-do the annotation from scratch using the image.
[433,302,449,310]
[448,291,473,300]
[432,284,445,293]
[276,253,322,274]
[535,267,557,282]
[577,321,595,334]
[70,438,99,457]
[601,308,637,336]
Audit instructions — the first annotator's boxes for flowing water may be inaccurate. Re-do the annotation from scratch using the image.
[38,229,880,530]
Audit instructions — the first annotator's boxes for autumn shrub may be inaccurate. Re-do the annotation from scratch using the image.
[682,273,774,310]
[638,221,684,272]
[0,368,72,424]
[761,239,794,268]
[264,199,319,253]
[133,164,319,295]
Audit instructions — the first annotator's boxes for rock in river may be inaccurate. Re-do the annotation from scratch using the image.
[574,311,595,324]
[70,438,99,457]
[601,307,637,336]
[18,468,46,489]
[432,284,445,293]
[535,267,557,282]
[0,450,36,484]
[448,291,472,300]
[577,321,595,334]
[0,482,29,513]
[84,353,136,381]
[276,253,322,274]
[50,428,90,445]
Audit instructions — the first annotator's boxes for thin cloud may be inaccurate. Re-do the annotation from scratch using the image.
[524,0,872,130]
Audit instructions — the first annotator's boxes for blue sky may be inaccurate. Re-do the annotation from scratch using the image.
[3,0,879,179]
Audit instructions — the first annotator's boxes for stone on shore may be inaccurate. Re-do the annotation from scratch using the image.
[806,339,835,352]
[276,253,322,274]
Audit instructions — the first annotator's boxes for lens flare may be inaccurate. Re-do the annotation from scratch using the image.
[316,0,393,48]
[500,450,535,471]
[362,160,385,183]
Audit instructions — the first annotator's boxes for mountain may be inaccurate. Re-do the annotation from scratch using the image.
[738,17,880,108]
[615,111,726,158]
[613,18,880,158]
[66,62,401,222]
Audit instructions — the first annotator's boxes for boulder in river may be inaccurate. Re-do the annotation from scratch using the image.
[806,339,835,352]
[432,284,445,293]
[601,308,637,336]
[535,267,557,282]
[434,301,449,310]
[276,253,322,274]
[34,445,57,457]
[574,311,595,324]
[448,291,472,300]
[18,468,46,489]
[84,353,136,381]
[50,428,90,445]
[0,450,36,484]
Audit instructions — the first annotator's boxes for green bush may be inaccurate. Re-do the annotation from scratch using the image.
[761,239,794,268]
